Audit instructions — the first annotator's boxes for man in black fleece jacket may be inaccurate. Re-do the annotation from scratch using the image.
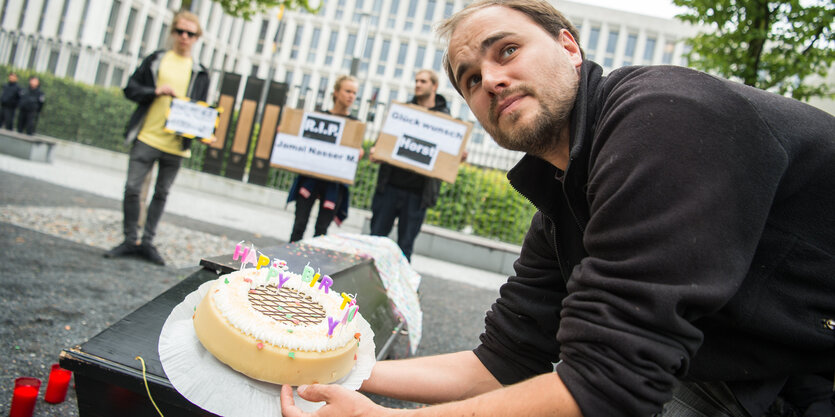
[279,1,835,416]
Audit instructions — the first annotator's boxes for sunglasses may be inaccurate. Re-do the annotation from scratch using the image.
[173,28,198,38]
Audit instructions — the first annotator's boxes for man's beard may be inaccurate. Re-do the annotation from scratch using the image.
[485,81,577,157]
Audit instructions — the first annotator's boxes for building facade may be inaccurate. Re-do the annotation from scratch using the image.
[1,0,705,169]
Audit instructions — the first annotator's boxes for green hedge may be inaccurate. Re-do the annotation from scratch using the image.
[1,64,536,245]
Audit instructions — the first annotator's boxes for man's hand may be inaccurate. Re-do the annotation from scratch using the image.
[155,84,176,97]
[280,384,388,417]
[368,146,380,163]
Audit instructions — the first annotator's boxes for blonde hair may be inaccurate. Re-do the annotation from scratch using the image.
[333,75,358,95]
[171,10,203,38]
[437,0,580,95]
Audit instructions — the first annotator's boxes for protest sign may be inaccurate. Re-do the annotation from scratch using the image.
[372,102,471,183]
[270,109,366,184]
[164,98,220,141]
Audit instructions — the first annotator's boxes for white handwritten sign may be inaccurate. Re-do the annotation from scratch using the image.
[164,98,219,140]
[270,133,361,183]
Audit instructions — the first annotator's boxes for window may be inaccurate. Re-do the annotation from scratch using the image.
[76,0,91,40]
[120,7,138,54]
[622,33,637,66]
[16,0,29,29]
[388,89,400,104]
[256,19,269,54]
[603,30,618,67]
[317,75,329,110]
[285,70,294,85]
[377,39,390,75]
[139,17,154,57]
[104,0,122,49]
[414,45,426,71]
[643,37,656,64]
[110,67,124,87]
[335,0,346,19]
[325,31,338,65]
[342,33,357,70]
[95,62,110,86]
[443,1,454,19]
[37,0,49,33]
[662,40,676,64]
[404,0,418,31]
[370,0,382,26]
[157,23,169,49]
[353,0,365,23]
[47,48,59,73]
[290,26,303,60]
[586,27,600,61]
[432,49,443,72]
[57,0,71,36]
[307,28,321,63]
[422,0,436,33]
[67,52,79,78]
[387,0,399,29]
[394,41,408,78]
[360,36,374,74]
[298,73,311,107]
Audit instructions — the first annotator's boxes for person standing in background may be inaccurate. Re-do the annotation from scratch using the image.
[288,75,362,242]
[368,69,448,262]
[104,10,209,266]
[17,76,45,135]
[0,73,21,130]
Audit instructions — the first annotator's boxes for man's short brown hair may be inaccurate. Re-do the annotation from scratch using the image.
[437,0,581,95]
[415,69,439,86]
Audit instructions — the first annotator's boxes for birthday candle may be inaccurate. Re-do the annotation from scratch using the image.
[232,241,248,262]
[327,316,339,336]
[256,253,270,270]
[318,275,333,293]
[309,272,321,288]
[302,263,314,283]
[276,273,290,289]
[339,292,353,309]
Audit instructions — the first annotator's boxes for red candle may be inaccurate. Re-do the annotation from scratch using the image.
[44,363,72,404]
[9,377,41,417]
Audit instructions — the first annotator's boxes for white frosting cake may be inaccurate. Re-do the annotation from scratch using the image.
[193,264,361,385]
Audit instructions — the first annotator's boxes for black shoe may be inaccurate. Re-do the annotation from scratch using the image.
[139,242,166,266]
[104,241,139,258]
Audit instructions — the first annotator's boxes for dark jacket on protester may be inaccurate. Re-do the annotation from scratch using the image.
[473,61,835,417]
[0,81,21,108]
[123,49,209,150]
[18,87,45,112]
[374,94,450,209]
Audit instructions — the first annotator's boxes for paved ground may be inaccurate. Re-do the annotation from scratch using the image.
[0,170,501,416]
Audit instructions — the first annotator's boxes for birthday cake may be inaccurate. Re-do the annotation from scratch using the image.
[193,247,361,386]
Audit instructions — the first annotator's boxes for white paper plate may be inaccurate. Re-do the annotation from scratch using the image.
[158,280,376,416]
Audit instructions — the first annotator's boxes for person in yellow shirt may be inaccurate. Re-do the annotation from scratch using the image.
[104,11,209,265]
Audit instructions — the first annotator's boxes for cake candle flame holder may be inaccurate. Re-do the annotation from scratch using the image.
[44,363,72,404]
[9,377,41,417]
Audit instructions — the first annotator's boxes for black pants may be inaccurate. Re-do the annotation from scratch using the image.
[289,182,337,242]
[369,185,426,261]
[122,140,182,244]
[17,110,38,134]
[0,106,15,129]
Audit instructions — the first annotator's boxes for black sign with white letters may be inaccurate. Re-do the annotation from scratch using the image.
[301,115,342,144]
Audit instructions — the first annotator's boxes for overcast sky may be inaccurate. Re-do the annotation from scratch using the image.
[569,0,687,18]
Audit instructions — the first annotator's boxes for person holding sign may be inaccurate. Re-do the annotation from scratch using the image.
[280,1,835,416]
[368,69,450,261]
[104,10,209,266]
[287,75,362,242]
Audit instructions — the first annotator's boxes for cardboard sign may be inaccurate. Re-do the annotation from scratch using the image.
[164,98,220,140]
[270,108,366,185]
[373,102,471,183]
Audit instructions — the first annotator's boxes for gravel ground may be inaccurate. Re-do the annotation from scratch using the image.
[0,170,501,416]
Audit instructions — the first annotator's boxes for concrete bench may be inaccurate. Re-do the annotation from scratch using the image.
[0,129,57,163]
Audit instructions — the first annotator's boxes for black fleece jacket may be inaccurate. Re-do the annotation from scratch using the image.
[473,61,835,417]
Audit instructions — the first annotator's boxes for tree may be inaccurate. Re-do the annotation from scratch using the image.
[181,0,319,20]
[673,0,835,101]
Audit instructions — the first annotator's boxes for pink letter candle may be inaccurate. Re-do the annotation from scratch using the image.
[9,377,40,417]
[44,364,72,404]
[232,242,249,262]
